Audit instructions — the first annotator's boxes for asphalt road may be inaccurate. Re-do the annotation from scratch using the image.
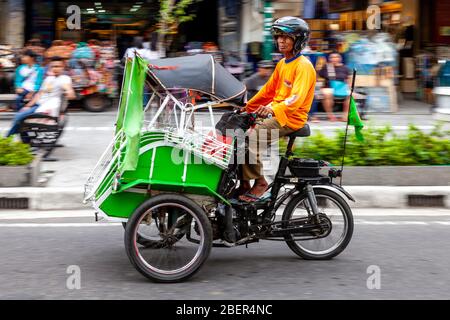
[0,211,449,300]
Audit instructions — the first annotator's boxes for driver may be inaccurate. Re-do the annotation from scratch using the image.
[239,16,316,202]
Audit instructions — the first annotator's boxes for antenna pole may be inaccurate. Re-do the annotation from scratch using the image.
[340,69,357,186]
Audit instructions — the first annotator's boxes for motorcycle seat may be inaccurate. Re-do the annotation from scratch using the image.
[288,124,310,138]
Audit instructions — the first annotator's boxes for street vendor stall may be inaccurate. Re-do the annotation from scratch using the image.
[339,31,399,112]
[67,42,118,112]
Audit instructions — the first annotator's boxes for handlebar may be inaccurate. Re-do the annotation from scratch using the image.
[234,108,273,120]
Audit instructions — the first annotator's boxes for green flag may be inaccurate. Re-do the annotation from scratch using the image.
[348,96,364,142]
[115,59,132,136]
[115,56,148,172]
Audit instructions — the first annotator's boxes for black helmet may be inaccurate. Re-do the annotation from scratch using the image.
[271,16,310,54]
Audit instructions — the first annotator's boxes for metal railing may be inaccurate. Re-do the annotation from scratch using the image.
[83,129,126,202]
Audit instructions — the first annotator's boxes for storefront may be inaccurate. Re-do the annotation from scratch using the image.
[24,1,160,54]
[1,0,26,47]
[22,0,218,56]
[300,0,425,111]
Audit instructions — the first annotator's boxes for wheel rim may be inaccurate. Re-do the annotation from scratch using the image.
[86,95,104,110]
[287,194,348,255]
[133,203,205,275]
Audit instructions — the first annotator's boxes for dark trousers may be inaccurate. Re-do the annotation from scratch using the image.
[6,104,39,137]
[15,89,30,111]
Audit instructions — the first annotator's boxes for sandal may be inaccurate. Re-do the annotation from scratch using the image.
[239,192,271,203]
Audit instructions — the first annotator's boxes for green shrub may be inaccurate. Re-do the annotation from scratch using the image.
[280,124,450,166]
[0,137,34,166]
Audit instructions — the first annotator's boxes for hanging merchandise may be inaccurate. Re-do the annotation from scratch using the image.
[68,41,117,97]
[343,32,398,76]
[336,32,398,112]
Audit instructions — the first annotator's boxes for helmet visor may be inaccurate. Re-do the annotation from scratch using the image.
[271,25,295,36]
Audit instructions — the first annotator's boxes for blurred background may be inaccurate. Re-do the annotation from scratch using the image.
[0,1,449,300]
[0,0,448,114]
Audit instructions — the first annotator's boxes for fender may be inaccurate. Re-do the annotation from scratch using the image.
[312,184,355,202]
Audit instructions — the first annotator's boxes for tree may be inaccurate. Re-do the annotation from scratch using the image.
[157,0,202,57]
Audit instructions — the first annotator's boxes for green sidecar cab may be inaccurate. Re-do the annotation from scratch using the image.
[89,130,231,220]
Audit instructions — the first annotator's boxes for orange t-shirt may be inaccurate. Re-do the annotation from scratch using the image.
[245,54,316,130]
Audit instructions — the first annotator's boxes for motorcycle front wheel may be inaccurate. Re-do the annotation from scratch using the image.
[282,188,354,260]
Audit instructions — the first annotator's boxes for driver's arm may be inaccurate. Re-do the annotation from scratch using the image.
[245,62,280,113]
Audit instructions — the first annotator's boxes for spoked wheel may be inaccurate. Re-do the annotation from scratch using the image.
[282,188,354,260]
[124,194,212,283]
[83,93,110,112]
[122,217,185,248]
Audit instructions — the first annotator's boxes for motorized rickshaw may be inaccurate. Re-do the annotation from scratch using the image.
[84,54,354,283]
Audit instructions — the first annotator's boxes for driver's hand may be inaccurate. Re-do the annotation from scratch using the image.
[239,106,247,113]
[255,105,274,118]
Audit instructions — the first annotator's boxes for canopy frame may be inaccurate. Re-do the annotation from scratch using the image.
[142,56,245,136]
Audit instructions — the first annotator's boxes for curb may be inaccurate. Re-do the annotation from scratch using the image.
[0,187,87,210]
[343,186,450,209]
[0,186,449,210]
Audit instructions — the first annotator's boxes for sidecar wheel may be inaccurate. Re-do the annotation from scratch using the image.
[122,222,185,248]
[124,194,212,283]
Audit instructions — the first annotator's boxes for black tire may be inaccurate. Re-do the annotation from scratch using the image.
[124,194,213,283]
[282,188,354,260]
[83,93,111,112]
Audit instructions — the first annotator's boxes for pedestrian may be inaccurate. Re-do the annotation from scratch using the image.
[14,50,44,111]
[123,36,159,62]
[243,60,275,100]
[123,37,159,106]
[308,98,320,123]
[45,40,72,64]
[318,52,351,121]
[23,39,45,65]
[6,56,75,137]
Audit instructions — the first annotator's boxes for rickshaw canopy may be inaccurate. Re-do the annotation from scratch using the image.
[147,54,247,104]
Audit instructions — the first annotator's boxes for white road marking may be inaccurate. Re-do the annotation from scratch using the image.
[312,125,435,130]
[356,220,398,225]
[0,223,122,227]
[0,220,449,228]
[394,221,428,225]
[350,211,450,216]
[0,211,93,220]
[4,210,450,220]
[355,220,449,225]
[0,125,439,132]
[432,221,450,225]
